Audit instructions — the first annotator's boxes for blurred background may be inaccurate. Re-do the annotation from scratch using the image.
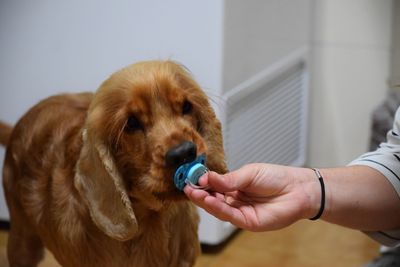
[0,0,397,266]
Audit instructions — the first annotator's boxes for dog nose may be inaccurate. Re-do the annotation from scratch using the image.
[165,141,197,168]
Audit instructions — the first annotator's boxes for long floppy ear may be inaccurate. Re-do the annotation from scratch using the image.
[74,130,138,241]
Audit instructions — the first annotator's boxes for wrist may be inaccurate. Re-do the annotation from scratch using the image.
[289,167,324,220]
[308,169,325,220]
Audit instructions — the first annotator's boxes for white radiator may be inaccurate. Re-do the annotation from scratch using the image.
[224,61,308,169]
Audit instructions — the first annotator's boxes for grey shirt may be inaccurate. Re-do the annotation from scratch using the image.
[349,107,400,246]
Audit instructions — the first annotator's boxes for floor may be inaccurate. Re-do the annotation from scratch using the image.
[0,220,379,267]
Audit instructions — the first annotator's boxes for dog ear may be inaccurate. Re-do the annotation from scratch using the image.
[74,130,138,241]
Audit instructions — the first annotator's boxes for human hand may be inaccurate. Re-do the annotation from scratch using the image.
[184,163,319,231]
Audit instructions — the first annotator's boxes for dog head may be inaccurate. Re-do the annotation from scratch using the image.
[75,60,227,241]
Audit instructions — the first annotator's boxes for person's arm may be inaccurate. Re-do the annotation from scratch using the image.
[317,165,400,231]
[184,164,400,231]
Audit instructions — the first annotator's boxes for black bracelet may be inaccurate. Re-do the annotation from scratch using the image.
[309,168,326,221]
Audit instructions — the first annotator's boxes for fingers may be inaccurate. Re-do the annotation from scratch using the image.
[206,164,261,192]
[184,185,249,229]
[183,164,268,230]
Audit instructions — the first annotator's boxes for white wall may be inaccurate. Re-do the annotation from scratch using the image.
[391,0,400,86]
[0,0,224,122]
[0,0,224,219]
[223,0,313,92]
[308,0,393,167]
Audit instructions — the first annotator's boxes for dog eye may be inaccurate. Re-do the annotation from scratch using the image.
[182,100,193,115]
[125,116,143,132]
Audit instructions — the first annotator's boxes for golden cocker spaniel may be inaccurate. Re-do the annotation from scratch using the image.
[1,60,227,267]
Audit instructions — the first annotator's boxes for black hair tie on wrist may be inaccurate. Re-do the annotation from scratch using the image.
[309,168,325,221]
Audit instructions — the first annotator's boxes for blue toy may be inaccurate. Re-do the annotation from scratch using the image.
[173,154,208,191]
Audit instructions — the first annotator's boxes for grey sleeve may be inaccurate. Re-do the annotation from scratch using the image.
[348,107,400,246]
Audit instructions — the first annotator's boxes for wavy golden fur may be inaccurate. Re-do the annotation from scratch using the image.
[1,60,227,267]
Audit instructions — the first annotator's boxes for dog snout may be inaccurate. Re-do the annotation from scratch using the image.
[165,141,197,168]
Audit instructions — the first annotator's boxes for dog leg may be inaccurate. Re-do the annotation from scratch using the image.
[6,206,44,267]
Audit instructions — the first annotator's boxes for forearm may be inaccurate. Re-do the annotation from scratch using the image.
[294,165,400,231]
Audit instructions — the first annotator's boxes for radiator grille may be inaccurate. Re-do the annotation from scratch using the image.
[224,62,307,169]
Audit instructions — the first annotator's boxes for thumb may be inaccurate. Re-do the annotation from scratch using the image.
[208,164,259,192]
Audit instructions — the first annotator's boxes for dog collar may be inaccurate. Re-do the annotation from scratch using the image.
[173,154,208,191]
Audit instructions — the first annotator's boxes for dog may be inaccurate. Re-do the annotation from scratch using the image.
[0,60,227,267]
